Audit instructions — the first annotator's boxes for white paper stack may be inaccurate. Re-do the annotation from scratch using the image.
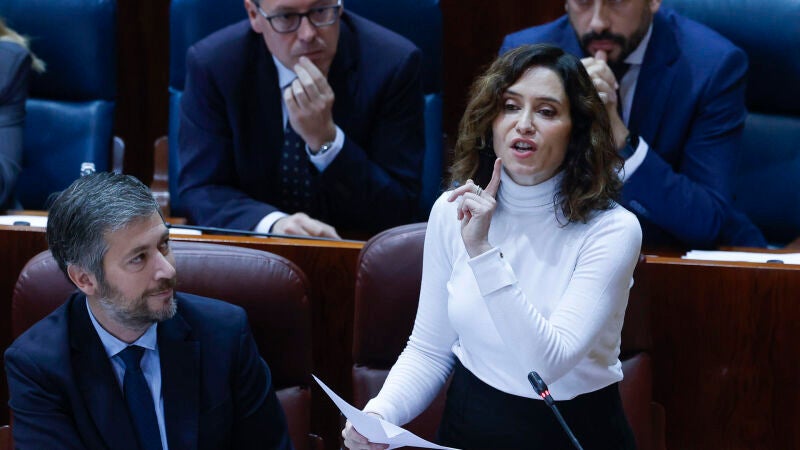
[682,250,800,265]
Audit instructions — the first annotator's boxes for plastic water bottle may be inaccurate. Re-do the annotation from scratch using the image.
[80,162,96,177]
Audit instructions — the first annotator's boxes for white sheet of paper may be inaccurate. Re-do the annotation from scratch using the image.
[312,375,459,450]
[683,250,800,265]
[0,215,202,235]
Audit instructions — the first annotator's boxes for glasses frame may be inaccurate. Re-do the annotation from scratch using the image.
[253,0,343,34]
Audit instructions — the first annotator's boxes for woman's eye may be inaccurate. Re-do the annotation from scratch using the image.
[539,108,556,117]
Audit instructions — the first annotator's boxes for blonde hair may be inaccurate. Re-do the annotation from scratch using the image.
[0,18,45,73]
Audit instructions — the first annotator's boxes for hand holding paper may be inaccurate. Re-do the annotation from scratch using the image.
[313,375,458,450]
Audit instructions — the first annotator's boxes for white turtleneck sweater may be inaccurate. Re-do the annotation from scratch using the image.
[364,169,642,426]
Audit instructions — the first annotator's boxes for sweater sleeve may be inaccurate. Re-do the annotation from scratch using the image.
[469,210,642,386]
[363,194,458,426]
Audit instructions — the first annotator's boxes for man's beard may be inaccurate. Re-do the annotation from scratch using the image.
[579,9,653,74]
[97,276,178,330]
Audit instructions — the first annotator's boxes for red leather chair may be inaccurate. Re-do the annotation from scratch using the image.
[11,241,322,450]
[0,424,10,450]
[352,223,666,450]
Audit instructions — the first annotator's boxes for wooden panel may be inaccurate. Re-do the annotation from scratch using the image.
[115,0,170,184]
[440,0,565,151]
[631,256,800,449]
[0,226,48,425]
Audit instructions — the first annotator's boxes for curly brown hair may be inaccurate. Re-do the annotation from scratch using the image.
[449,44,622,223]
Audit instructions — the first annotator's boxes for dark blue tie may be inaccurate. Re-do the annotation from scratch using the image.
[279,124,314,212]
[118,345,163,450]
[613,63,631,122]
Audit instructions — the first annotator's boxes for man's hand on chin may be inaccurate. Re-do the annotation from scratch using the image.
[581,50,629,149]
[284,56,337,150]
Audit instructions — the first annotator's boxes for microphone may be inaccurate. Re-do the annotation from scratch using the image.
[527,371,583,450]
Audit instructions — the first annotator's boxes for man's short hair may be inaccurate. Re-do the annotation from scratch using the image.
[46,172,162,283]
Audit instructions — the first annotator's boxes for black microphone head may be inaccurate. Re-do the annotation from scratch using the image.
[527,371,548,395]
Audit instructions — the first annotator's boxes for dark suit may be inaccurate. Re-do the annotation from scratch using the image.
[178,13,425,235]
[4,292,292,450]
[0,41,31,210]
[501,8,766,248]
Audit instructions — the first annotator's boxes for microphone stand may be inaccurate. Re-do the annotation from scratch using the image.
[528,371,584,450]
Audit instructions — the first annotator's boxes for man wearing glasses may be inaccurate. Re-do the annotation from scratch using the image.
[178,0,425,239]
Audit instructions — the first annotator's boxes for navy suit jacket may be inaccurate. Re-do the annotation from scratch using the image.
[501,8,766,248]
[4,292,292,450]
[178,13,425,235]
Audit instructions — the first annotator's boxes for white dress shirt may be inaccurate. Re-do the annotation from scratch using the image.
[617,24,653,182]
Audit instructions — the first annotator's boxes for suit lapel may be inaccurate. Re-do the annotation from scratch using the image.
[328,13,359,134]
[70,296,140,450]
[629,11,680,138]
[246,31,284,185]
[160,297,200,449]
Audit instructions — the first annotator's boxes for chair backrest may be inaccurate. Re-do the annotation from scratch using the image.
[164,0,251,215]
[0,0,118,209]
[11,241,319,450]
[352,223,665,450]
[347,0,443,216]
[165,0,443,217]
[351,223,446,440]
[662,0,800,245]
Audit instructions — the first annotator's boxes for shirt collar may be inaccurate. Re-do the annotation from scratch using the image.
[624,23,653,66]
[86,297,159,358]
[273,56,297,90]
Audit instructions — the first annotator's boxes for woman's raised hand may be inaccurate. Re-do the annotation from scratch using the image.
[447,158,502,257]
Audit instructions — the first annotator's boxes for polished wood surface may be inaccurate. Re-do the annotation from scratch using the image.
[632,254,800,449]
[0,225,362,448]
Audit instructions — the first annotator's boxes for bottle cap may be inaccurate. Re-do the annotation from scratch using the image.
[80,162,96,177]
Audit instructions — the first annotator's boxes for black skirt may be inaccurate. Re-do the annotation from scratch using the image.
[436,360,636,450]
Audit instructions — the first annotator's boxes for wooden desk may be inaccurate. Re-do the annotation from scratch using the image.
[4,225,800,448]
[632,254,800,449]
[0,225,363,448]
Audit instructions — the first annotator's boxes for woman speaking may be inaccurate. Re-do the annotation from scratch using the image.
[343,43,641,450]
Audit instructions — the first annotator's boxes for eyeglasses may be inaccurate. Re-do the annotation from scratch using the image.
[253,0,342,34]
